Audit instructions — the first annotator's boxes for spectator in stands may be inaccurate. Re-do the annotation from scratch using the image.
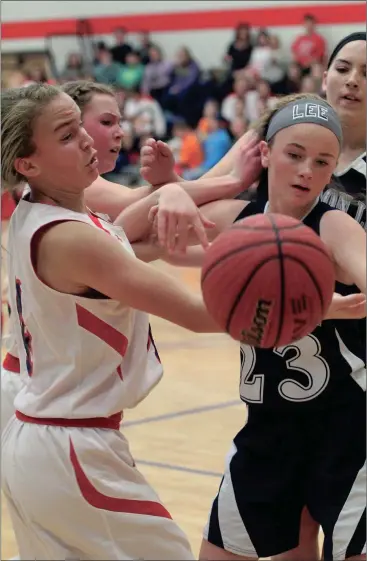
[141,45,173,105]
[163,47,201,126]
[117,50,144,90]
[310,61,325,92]
[182,114,232,180]
[225,23,253,75]
[291,14,326,74]
[260,34,286,87]
[123,86,167,139]
[300,74,318,93]
[138,31,155,65]
[110,27,133,65]
[167,47,201,97]
[171,120,204,176]
[22,64,54,85]
[197,99,220,139]
[61,52,85,82]
[272,60,302,95]
[230,116,249,141]
[246,78,277,122]
[249,28,273,78]
[221,77,251,124]
[93,42,122,85]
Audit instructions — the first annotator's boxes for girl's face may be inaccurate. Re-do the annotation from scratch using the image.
[204,100,219,118]
[288,63,302,82]
[261,123,339,212]
[15,93,98,194]
[82,94,124,174]
[323,40,366,126]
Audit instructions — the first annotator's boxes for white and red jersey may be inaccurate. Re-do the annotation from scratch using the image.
[7,198,163,421]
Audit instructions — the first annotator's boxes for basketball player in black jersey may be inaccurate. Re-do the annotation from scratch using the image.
[137,93,366,560]
[193,95,366,561]
[320,32,365,223]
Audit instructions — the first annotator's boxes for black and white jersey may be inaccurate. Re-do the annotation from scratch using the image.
[235,199,366,413]
[320,152,366,227]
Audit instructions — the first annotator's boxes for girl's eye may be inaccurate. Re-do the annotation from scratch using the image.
[289,153,301,160]
[335,67,348,73]
[61,133,73,142]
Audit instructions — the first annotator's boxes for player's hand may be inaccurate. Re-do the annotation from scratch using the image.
[140,138,177,187]
[231,130,262,191]
[325,292,366,320]
[148,185,216,253]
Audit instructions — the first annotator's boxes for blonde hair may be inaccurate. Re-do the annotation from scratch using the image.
[61,80,115,113]
[1,83,61,189]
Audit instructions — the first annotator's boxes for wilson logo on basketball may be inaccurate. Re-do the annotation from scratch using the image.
[241,299,272,346]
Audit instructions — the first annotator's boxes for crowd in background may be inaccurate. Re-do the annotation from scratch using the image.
[3,13,328,186]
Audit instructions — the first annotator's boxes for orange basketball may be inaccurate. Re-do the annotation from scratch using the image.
[201,213,335,348]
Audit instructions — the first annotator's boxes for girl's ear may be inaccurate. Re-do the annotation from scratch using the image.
[259,140,270,168]
[14,157,40,179]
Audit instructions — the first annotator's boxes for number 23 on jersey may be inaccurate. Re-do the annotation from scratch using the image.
[240,334,330,403]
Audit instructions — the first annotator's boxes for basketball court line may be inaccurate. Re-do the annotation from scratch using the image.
[123,399,240,427]
[135,458,222,478]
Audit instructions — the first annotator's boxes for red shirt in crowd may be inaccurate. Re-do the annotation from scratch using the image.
[291,32,326,68]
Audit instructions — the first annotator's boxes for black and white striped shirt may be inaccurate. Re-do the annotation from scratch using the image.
[321,152,366,227]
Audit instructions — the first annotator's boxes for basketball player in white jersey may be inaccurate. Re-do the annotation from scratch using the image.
[1,83,245,560]
[1,79,259,435]
[133,93,366,560]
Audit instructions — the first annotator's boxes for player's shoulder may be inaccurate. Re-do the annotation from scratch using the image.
[234,199,265,223]
[303,200,338,233]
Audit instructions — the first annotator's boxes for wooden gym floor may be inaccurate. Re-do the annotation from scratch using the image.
[1,262,323,559]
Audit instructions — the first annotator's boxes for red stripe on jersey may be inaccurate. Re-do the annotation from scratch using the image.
[69,437,172,518]
[89,213,111,234]
[116,364,123,380]
[3,352,21,373]
[16,410,122,430]
[76,304,128,359]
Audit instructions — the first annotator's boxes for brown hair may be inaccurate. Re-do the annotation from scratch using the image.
[1,83,61,189]
[61,80,115,113]
[249,93,351,203]
[250,92,325,140]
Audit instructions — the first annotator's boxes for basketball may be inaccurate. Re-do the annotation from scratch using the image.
[201,213,335,348]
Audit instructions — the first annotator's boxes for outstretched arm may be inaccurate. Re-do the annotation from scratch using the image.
[140,132,261,196]
[85,175,153,221]
[37,221,221,334]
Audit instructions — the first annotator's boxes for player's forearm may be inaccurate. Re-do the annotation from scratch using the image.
[179,175,243,205]
[114,190,160,242]
[132,241,163,262]
[120,257,221,333]
[162,245,205,267]
[151,172,183,189]
[132,240,205,268]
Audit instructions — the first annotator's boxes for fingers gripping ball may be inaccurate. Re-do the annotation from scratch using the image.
[201,213,335,348]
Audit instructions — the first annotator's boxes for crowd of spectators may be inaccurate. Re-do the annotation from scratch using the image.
[3,13,328,185]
